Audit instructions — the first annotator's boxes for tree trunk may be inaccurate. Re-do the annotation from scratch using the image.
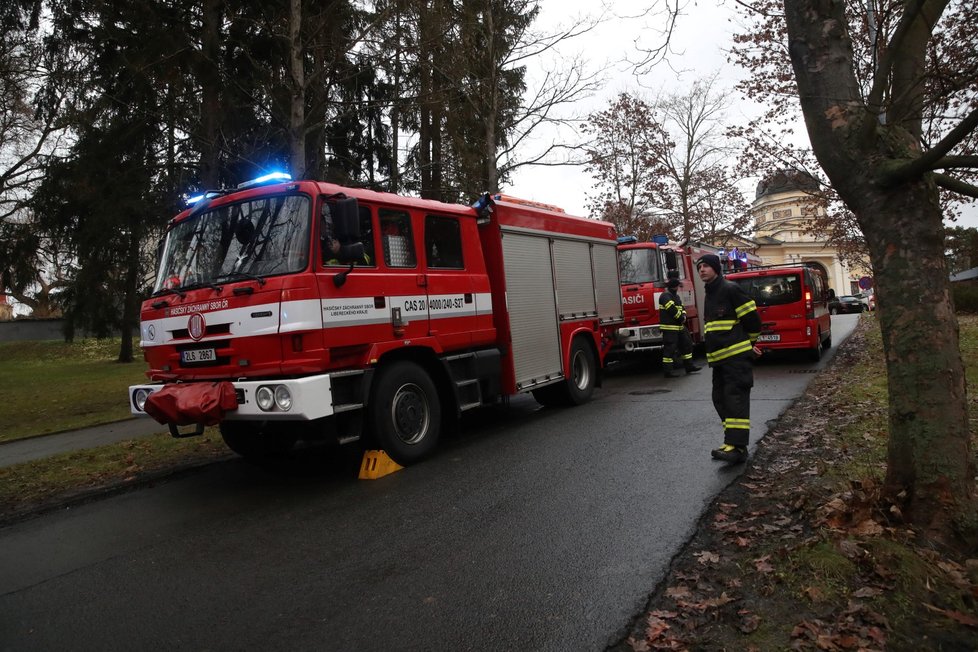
[199,0,221,188]
[389,9,402,193]
[288,0,306,178]
[784,0,977,546]
[862,185,973,540]
[118,209,142,363]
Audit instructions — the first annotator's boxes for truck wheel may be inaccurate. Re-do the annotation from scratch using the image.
[564,338,597,405]
[219,421,297,461]
[532,338,597,407]
[369,361,441,465]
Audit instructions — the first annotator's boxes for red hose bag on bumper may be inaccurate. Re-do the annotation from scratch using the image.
[143,382,238,426]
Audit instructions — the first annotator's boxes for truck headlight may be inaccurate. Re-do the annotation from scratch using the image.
[274,385,292,411]
[256,386,275,411]
[133,388,150,411]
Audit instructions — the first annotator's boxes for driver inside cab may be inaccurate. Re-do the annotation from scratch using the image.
[322,202,370,266]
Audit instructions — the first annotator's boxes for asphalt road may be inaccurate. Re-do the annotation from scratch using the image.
[0,315,860,651]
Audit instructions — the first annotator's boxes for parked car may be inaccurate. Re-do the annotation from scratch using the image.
[829,295,865,314]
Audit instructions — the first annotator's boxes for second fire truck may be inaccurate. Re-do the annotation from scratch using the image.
[614,238,762,356]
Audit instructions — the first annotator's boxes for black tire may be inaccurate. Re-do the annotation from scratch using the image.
[219,421,297,461]
[368,361,441,465]
[823,331,832,349]
[564,338,597,405]
[531,383,563,407]
[532,337,598,407]
[809,331,823,362]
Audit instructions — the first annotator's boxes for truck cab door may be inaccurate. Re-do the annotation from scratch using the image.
[421,213,483,349]
[377,208,429,340]
[316,201,428,352]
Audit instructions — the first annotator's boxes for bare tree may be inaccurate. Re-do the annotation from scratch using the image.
[585,83,749,243]
[654,75,749,241]
[584,93,671,239]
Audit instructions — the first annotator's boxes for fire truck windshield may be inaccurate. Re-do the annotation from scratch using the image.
[153,194,310,294]
[618,248,662,285]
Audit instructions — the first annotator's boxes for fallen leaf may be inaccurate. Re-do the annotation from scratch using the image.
[803,586,825,602]
[739,613,761,633]
[645,614,670,641]
[699,592,736,609]
[754,556,775,573]
[851,587,882,598]
[694,551,720,565]
[852,519,883,536]
[945,610,978,627]
[666,586,692,600]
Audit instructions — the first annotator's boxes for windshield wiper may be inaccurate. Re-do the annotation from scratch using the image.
[214,271,267,286]
[179,281,224,294]
[151,287,187,299]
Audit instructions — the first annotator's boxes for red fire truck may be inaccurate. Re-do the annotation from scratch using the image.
[614,238,762,355]
[128,175,623,464]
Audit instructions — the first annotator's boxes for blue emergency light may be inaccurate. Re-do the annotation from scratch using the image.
[651,234,669,245]
[185,191,220,206]
[236,171,292,190]
[617,235,638,244]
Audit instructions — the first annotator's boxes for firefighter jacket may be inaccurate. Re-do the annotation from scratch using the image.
[658,288,686,332]
[702,275,762,365]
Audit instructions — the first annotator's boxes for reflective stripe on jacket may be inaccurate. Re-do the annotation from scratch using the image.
[658,289,686,330]
[702,276,762,365]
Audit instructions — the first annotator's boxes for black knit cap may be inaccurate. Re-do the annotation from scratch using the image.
[696,254,723,277]
[667,278,680,289]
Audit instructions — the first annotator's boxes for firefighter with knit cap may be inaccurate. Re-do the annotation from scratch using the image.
[658,270,701,378]
[695,253,763,463]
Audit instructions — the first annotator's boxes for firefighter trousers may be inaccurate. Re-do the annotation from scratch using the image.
[711,357,753,447]
[662,328,694,370]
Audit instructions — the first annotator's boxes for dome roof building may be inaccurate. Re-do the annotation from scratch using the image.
[750,170,870,296]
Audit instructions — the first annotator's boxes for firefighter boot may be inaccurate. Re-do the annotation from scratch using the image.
[664,369,681,378]
[684,363,702,374]
[711,444,748,463]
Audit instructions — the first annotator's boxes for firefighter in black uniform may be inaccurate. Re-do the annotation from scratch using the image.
[658,272,701,378]
[695,253,763,463]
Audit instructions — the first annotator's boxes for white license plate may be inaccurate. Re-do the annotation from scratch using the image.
[757,334,780,342]
[181,348,216,363]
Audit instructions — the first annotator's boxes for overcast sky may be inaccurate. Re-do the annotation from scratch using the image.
[505,0,978,230]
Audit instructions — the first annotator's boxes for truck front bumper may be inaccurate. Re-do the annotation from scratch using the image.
[615,325,663,351]
[129,374,336,422]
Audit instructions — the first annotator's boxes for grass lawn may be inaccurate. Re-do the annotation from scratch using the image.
[0,429,231,520]
[0,338,149,443]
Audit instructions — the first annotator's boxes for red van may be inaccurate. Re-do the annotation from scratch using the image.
[725,264,833,361]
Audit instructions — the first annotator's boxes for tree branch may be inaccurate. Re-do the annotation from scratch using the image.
[934,155,978,170]
[863,0,928,124]
[933,173,978,199]
[880,106,978,186]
